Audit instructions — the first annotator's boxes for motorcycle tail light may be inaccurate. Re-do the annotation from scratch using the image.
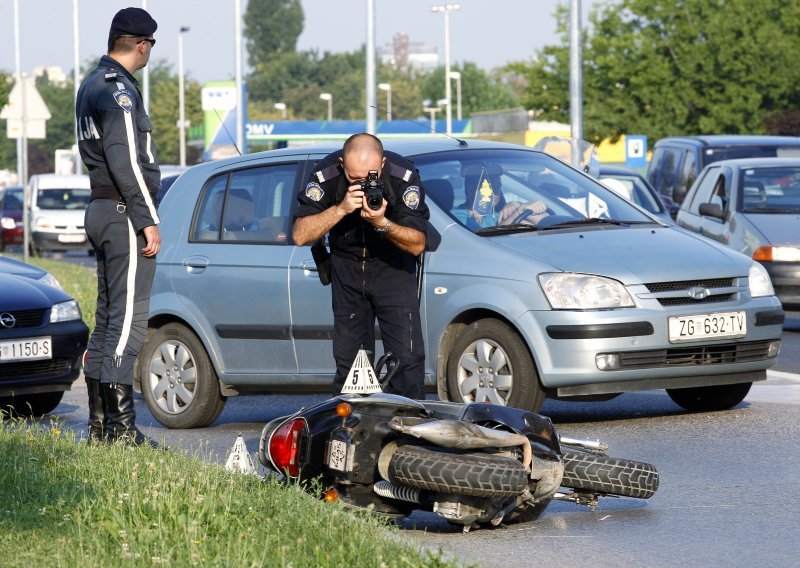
[324,489,339,503]
[269,418,305,477]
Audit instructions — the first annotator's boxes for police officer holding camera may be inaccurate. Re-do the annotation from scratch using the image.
[293,133,430,399]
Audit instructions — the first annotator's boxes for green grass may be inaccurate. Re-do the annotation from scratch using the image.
[0,421,455,568]
[4,254,97,334]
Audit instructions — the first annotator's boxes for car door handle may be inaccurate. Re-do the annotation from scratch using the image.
[299,259,318,273]
[183,256,209,273]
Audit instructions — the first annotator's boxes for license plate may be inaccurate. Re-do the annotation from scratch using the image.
[0,337,52,361]
[668,311,746,342]
[327,439,354,472]
[58,233,85,243]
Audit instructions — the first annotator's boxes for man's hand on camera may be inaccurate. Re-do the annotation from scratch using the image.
[361,196,387,226]
[338,183,365,214]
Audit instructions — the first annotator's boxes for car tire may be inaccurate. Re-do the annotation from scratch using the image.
[446,318,545,412]
[139,322,226,429]
[666,382,752,412]
[0,391,64,417]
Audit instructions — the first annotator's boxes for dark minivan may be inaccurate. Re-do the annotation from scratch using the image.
[646,135,800,212]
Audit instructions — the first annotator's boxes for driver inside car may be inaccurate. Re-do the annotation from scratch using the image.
[453,173,549,230]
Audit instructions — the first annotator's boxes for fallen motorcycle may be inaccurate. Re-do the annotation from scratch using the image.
[258,358,658,532]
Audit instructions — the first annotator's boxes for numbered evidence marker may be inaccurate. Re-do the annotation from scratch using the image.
[341,348,383,394]
[225,433,258,475]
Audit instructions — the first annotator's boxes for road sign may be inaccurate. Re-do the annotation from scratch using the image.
[625,135,648,169]
[0,76,51,139]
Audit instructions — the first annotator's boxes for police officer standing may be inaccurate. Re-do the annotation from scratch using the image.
[294,133,431,399]
[76,8,161,446]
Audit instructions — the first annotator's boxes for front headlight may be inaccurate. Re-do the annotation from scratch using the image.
[538,272,635,309]
[50,299,82,323]
[38,272,64,290]
[748,262,775,298]
[0,216,15,229]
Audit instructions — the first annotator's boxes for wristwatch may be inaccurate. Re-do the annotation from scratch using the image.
[374,219,393,233]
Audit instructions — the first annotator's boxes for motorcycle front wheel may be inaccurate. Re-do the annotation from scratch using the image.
[560,450,659,499]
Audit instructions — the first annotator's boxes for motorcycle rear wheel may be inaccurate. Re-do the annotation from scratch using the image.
[560,450,659,499]
[388,445,527,498]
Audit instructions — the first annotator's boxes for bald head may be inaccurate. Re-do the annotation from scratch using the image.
[340,133,386,182]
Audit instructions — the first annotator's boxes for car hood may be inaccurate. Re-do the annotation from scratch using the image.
[494,226,751,284]
[0,273,70,309]
[0,255,47,279]
[739,213,800,245]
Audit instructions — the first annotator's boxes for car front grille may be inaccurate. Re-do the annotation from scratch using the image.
[644,278,738,306]
[0,358,72,378]
[1,309,47,328]
[617,340,772,369]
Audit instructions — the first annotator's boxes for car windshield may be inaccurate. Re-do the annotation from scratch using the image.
[2,189,23,209]
[36,188,91,210]
[600,173,665,215]
[412,148,657,234]
[705,145,800,165]
[739,166,800,213]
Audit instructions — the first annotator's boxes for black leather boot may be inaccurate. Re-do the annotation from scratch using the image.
[100,382,158,448]
[85,377,106,444]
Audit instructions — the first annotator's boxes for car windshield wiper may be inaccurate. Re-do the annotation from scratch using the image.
[474,223,542,235]
[538,217,652,230]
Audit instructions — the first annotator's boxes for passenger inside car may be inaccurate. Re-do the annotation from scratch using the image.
[452,171,549,230]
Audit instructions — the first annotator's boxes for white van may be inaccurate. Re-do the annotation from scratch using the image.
[28,174,91,254]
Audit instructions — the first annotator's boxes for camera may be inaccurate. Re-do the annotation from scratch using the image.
[361,170,386,211]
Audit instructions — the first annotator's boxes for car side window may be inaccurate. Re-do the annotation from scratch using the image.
[655,149,679,198]
[191,163,297,244]
[679,151,697,192]
[686,168,720,214]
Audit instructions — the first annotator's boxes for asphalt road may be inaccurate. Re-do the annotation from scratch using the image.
[26,249,800,566]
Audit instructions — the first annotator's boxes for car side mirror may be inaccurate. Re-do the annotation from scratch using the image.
[698,202,727,221]
[673,184,688,204]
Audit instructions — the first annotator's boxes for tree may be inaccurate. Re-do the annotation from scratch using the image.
[508,0,800,144]
[422,62,519,120]
[243,0,304,68]
[147,61,204,165]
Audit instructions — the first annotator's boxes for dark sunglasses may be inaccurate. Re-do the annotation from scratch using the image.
[121,34,156,47]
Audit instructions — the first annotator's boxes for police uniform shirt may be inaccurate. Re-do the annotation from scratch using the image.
[296,150,429,259]
[76,55,160,232]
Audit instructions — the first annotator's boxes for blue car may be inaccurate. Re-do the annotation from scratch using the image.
[0,256,88,416]
[139,139,784,428]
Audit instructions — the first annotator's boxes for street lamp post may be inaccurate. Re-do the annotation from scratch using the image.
[449,71,462,121]
[274,102,287,120]
[431,3,460,135]
[423,105,440,131]
[319,93,333,121]
[378,83,391,121]
[178,26,190,167]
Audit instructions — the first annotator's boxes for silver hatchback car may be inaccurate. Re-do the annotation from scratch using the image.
[139,139,784,428]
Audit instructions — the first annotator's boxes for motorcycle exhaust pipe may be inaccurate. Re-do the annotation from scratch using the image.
[558,435,608,453]
[388,417,532,471]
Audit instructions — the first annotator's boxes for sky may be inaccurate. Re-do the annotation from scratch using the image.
[0,0,600,84]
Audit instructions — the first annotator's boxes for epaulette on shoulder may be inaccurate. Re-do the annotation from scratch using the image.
[389,162,413,183]
[314,163,341,183]
[104,71,118,81]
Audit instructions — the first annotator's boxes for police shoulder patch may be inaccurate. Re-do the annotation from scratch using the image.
[112,89,134,113]
[305,181,324,202]
[402,186,421,210]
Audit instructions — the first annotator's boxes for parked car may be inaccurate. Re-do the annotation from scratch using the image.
[646,135,800,209]
[598,165,673,222]
[676,157,800,311]
[27,174,91,255]
[0,186,24,251]
[0,256,89,416]
[139,139,784,428]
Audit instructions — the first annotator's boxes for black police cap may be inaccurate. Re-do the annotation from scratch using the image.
[110,7,158,36]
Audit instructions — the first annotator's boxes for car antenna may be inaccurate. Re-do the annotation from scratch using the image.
[370,105,468,147]
[211,107,243,156]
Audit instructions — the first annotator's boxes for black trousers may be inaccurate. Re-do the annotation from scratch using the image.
[330,252,425,399]
[83,199,156,385]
